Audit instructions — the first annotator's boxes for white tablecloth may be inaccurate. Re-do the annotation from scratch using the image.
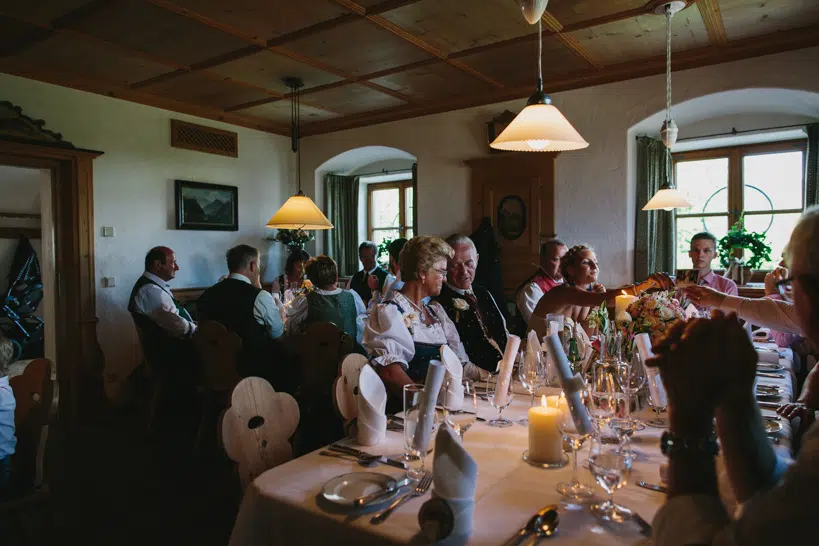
[229,347,795,546]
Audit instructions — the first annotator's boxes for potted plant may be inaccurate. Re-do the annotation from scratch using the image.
[376,237,393,269]
[718,217,772,284]
[268,228,314,250]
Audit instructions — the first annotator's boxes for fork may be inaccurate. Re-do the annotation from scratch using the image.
[370,471,433,524]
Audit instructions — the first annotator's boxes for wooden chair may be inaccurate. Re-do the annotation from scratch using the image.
[1,358,57,540]
[192,321,242,451]
[131,314,171,430]
[221,377,299,490]
[292,322,355,454]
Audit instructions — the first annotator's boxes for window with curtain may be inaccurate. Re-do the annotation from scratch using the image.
[367,180,414,247]
[673,140,806,270]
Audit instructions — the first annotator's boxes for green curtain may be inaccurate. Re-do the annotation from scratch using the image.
[634,136,675,280]
[806,123,819,207]
[324,173,359,277]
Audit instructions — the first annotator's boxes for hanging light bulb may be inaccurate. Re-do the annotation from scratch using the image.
[266,77,333,230]
[518,0,549,25]
[490,19,588,152]
[643,2,691,211]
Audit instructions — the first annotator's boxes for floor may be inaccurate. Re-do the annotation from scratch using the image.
[2,403,242,546]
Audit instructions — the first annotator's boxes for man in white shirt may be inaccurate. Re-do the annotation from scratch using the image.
[516,239,568,324]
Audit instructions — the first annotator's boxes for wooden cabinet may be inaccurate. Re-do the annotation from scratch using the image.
[466,153,557,296]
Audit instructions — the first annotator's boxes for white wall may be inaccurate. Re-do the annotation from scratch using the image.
[302,46,819,288]
[0,73,294,398]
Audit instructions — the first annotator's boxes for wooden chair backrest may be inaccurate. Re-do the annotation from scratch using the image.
[293,322,355,401]
[192,320,242,392]
[221,377,299,489]
[9,358,56,489]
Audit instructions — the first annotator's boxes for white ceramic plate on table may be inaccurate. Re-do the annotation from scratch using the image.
[764,419,783,434]
[321,472,400,508]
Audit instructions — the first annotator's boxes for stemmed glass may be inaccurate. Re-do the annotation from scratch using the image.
[403,384,429,479]
[487,373,513,428]
[615,351,647,458]
[589,359,617,436]
[556,391,594,503]
[518,345,546,425]
[444,379,478,439]
[588,437,634,522]
[645,365,668,428]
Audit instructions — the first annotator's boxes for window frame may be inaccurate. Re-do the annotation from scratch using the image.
[672,139,807,269]
[367,179,414,242]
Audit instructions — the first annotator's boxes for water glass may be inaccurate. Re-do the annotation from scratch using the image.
[444,379,478,439]
[588,439,633,522]
[518,345,546,425]
[487,373,513,428]
[645,364,668,427]
[589,360,617,434]
[556,391,594,502]
[403,383,428,479]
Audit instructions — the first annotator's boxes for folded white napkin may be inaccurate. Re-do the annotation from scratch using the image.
[418,424,478,540]
[439,345,464,408]
[544,334,593,435]
[493,334,520,408]
[413,361,447,453]
[756,349,780,364]
[753,328,771,341]
[357,365,387,446]
[334,353,369,421]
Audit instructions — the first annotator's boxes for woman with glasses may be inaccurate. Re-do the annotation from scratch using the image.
[363,236,475,403]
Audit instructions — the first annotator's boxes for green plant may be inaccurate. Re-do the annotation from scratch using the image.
[376,237,393,267]
[718,217,772,270]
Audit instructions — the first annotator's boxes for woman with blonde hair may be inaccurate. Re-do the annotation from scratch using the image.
[530,245,673,337]
[363,236,483,400]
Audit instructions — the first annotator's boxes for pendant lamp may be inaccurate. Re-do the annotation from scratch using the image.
[490,18,588,152]
[518,0,549,25]
[266,77,333,230]
[642,2,691,212]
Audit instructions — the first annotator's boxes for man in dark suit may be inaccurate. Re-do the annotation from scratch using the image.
[434,234,509,373]
[347,241,388,305]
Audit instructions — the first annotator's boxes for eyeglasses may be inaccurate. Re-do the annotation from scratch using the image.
[776,277,794,302]
[433,268,448,278]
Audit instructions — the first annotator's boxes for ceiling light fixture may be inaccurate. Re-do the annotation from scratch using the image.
[643,1,692,211]
[518,0,549,24]
[490,8,589,153]
[266,77,334,230]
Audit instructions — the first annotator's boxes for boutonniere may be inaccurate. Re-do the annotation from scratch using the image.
[402,311,419,333]
[301,279,314,293]
[453,297,469,321]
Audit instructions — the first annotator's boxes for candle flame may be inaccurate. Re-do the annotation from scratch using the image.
[621,290,628,296]
[541,395,547,407]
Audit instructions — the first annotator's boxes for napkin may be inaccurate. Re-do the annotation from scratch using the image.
[544,334,593,435]
[756,349,780,364]
[635,333,667,408]
[439,346,464,408]
[753,328,771,342]
[493,334,520,408]
[523,328,543,384]
[412,361,447,453]
[418,424,478,541]
[357,365,387,446]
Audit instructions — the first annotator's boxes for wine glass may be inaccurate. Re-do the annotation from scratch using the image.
[444,379,478,439]
[487,373,513,428]
[588,439,633,522]
[589,360,617,436]
[403,383,428,479]
[616,353,647,424]
[518,345,546,425]
[556,391,594,502]
[645,366,668,428]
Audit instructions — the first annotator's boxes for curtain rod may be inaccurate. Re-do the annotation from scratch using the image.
[356,167,413,177]
[673,123,807,143]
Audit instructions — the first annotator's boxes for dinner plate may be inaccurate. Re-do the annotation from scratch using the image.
[321,472,400,508]
[756,385,783,395]
[764,419,783,434]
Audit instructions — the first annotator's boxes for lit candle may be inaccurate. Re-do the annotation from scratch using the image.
[528,395,563,464]
[615,290,638,316]
[545,395,569,414]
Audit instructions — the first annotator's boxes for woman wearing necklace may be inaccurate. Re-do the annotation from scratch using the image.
[530,245,674,338]
[272,247,310,298]
[363,236,484,402]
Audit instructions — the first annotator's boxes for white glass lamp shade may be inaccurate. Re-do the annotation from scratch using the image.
[490,104,589,152]
[519,0,549,24]
[265,194,333,230]
[642,188,692,211]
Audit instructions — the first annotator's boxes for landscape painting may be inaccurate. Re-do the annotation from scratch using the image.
[175,180,238,231]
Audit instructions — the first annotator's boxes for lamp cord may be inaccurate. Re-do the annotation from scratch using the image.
[664,5,673,189]
[291,83,302,194]
[538,18,543,84]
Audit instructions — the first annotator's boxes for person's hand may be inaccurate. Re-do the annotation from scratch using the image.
[645,272,675,291]
[764,267,789,296]
[777,402,808,420]
[591,283,606,293]
[684,285,727,308]
[367,275,379,290]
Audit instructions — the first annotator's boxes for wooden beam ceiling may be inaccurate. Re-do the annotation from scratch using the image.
[696,0,729,45]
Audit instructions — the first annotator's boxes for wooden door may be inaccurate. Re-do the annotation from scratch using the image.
[466,153,556,297]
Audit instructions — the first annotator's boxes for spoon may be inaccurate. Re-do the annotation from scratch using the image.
[503,504,559,545]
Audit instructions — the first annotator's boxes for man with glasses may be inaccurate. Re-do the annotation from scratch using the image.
[434,234,509,373]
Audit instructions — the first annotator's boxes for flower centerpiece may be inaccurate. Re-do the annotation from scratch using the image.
[269,228,314,249]
[619,290,685,352]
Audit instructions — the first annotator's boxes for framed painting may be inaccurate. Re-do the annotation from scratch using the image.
[175,179,238,231]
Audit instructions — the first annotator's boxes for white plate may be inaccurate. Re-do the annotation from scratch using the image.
[321,472,399,508]
[764,419,783,434]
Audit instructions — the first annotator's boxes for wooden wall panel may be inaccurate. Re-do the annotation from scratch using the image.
[370,61,494,100]
[145,72,274,109]
[547,0,651,27]
[719,0,819,41]
[302,83,407,114]
[208,49,343,93]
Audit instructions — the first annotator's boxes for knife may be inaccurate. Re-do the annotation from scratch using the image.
[637,480,668,494]
[329,444,408,470]
[757,372,786,379]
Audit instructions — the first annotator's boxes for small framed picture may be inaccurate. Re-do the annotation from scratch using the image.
[175,179,238,231]
[674,269,700,288]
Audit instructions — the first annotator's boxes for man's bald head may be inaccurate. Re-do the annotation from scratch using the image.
[145,246,178,281]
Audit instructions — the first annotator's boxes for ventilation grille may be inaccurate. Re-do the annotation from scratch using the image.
[170,119,238,158]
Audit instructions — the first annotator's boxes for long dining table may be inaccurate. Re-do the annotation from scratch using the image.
[229,343,795,546]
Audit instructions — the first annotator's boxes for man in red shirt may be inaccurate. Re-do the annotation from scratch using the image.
[516,239,568,323]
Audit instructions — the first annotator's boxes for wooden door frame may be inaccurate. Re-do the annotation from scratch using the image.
[0,130,104,423]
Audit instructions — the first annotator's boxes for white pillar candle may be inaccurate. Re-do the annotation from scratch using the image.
[615,292,638,316]
[528,395,563,464]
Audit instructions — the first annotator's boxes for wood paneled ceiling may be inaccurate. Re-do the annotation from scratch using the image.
[1,0,818,136]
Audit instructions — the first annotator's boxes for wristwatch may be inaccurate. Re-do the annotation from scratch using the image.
[661,430,719,457]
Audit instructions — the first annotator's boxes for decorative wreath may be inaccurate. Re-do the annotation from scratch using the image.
[718,218,772,270]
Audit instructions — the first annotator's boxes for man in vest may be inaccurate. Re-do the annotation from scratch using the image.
[516,239,568,324]
[435,234,509,373]
[287,255,366,343]
[347,241,388,305]
[198,245,291,390]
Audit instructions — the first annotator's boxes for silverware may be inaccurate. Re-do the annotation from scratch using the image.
[371,471,433,524]
[354,477,414,507]
[503,504,560,545]
[637,481,667,494]
[329,445,408,470]
[757,372,786,379]
[632,512,652,537]
[319,451,379,467]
